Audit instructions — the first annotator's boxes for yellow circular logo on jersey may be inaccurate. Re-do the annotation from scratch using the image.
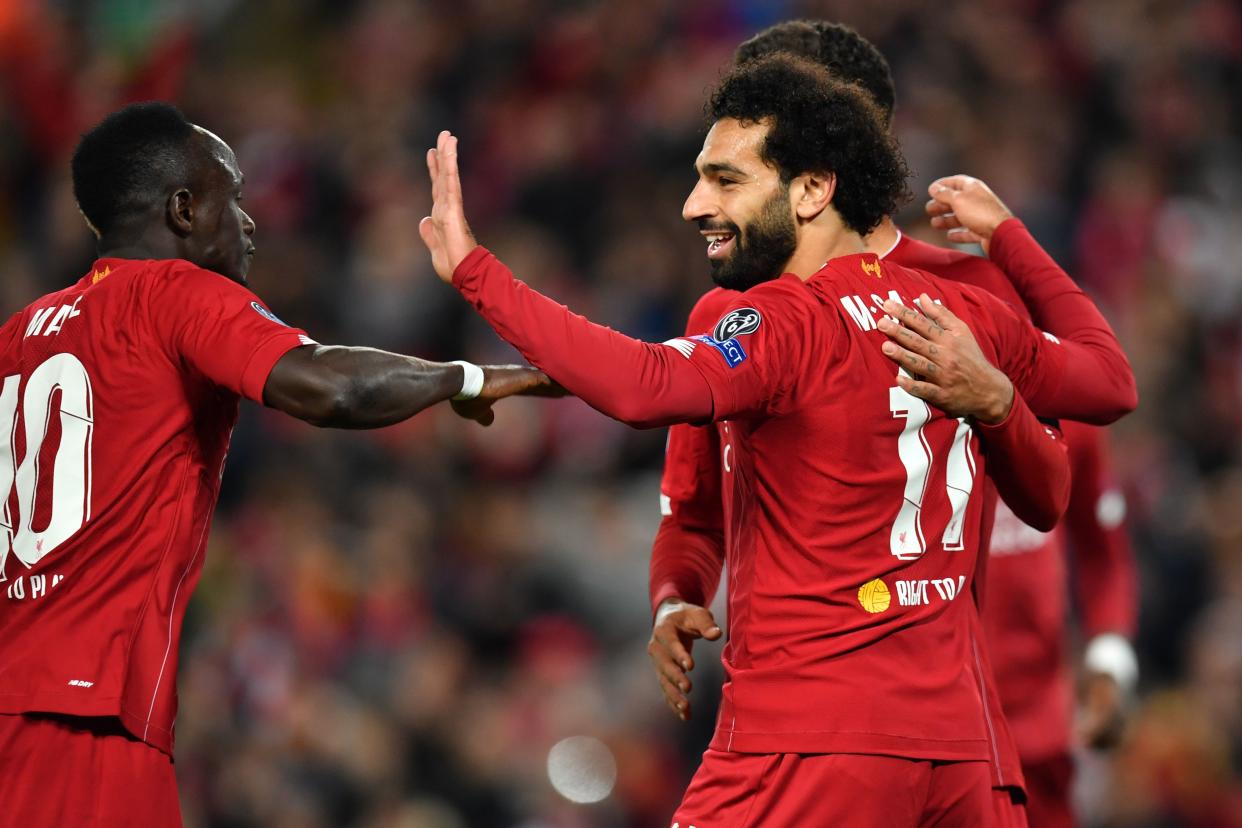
[858,579,891,614]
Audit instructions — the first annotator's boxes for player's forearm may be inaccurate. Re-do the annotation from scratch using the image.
[649,518,725,617]
[453,246,714,428]
[264,344,463,428]
[991,219,1138,421]
[977,391,1070,532]
[990,218,1108,333]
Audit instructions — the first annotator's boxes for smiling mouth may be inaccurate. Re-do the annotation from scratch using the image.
[702,231,736,259]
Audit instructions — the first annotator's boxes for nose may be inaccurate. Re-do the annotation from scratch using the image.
[242,209,256,236]
[682,178,715,223]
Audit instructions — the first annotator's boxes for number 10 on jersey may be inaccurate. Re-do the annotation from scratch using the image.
[889,375,976,560]
[0,354,94,580]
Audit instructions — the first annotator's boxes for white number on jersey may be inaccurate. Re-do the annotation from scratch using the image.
[889,371,977,559]
[0,354,95,580]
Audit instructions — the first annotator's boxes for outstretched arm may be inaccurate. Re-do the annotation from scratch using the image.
[264,345,558,428]
[419,131,719,428]
[153,254,559,430]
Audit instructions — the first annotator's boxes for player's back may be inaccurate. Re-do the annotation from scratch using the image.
[0,257,307,753]
[693,252,1027,759]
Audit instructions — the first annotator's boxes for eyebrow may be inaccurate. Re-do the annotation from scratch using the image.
[697,161,748,178]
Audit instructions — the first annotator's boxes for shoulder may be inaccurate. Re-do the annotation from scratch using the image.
[687,278,814,339]
[888,234,979,270]
[106,259,226,300]
[0,309,24,352]
[889,235,1026,312]
[687,287,742,332]
[736,276,819,326]
[159,259,238,290]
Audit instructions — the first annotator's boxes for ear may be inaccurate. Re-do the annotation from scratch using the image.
[792,171,836,222]
[167,189,194,236]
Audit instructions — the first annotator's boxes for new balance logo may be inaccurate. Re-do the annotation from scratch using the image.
[67,679,94,688]
[662,338,697,359]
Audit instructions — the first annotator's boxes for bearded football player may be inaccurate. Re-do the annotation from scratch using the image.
[648,21,1139,828]
[420,54,1136,825]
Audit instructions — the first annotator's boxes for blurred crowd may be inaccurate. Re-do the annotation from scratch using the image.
[2,0,1241,825]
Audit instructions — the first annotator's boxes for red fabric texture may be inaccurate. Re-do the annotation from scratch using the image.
[890,232,1138,762]
[0,712,183,827]
[672,749,993,828]
[991,786,1032,828]
[455,246,1132,758]
[1020,753,1076,828]
[0,258,309,754]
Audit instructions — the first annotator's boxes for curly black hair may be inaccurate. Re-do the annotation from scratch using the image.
[709,53,910,236]
[71,102,196,238]
[735,20,896,125]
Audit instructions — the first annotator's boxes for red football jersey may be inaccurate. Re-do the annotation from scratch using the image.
[982,420,1136,761]
[454,245,1107,759]
[890,230,1138,761]
[0,258,310,754]
[650,223,1136,785]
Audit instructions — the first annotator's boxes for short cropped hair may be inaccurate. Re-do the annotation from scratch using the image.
[71,102,196,237]
[709,53,910,235]
[735,20,896,125]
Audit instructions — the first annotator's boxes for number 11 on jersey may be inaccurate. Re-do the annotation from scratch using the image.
[889,373,977,560]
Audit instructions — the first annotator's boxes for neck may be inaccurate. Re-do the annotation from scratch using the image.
[784,219,869,282]
[863,216,901,257]
[97,227,184,263]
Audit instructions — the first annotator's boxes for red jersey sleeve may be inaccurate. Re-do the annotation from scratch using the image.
[454,247,721,428]
[649,292,732,615]
[988,219,1137,414]
[650,422,726,616]
[975,391,1070,532]
[956,283,1137,424]
[1062,421,1138,637]
[150,262,313,403]
[674,279,827,421]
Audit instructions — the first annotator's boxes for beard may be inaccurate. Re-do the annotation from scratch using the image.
[707,186,798,292]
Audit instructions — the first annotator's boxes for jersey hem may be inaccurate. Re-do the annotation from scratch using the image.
[709,727,991,760]
[0,695,174,755]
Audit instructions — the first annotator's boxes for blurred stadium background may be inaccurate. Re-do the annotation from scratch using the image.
[1,0,1240,826]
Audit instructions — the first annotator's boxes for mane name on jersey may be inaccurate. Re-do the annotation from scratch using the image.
[24,297,83,338]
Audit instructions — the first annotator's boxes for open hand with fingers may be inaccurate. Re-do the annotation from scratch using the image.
[419,130,479,283]
[647,599,722,721]
[878,294,1015,424]
[925,175,1014,253]
[449,366,568,426]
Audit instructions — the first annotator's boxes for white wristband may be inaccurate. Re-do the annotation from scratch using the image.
[1084,633,1139,696]
[654,598,687,628]
[451,361,485,400]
